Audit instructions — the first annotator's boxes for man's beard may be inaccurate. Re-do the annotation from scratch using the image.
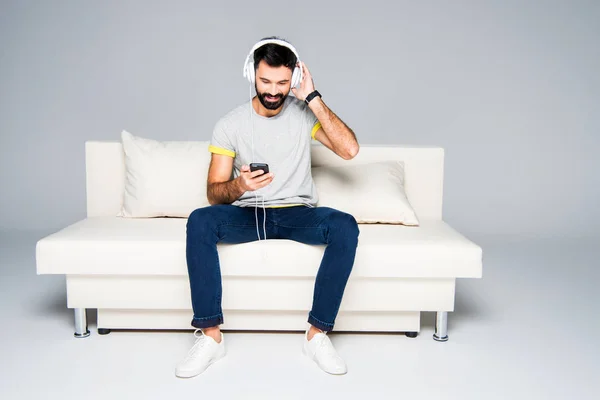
[256,84,288,110]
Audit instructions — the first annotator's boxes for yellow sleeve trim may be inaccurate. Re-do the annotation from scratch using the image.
[265,204,304,208]
[311,122,322,140]
[208,145,235,158]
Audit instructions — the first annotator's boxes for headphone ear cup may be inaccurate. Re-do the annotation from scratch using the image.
[291,66,300,88]
[247,61,255,84]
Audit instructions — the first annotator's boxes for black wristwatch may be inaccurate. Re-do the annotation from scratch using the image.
[305,90,321,105]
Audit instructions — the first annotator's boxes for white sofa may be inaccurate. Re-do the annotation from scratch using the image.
[36,141,483,341]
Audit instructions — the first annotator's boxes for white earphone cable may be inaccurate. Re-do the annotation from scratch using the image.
[250,80,267,241]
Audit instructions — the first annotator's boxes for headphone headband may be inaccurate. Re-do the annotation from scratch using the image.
[247,39,300,61]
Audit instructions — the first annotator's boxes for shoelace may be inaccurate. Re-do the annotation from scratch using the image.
[316,334,339,358]
[184,329,207,360]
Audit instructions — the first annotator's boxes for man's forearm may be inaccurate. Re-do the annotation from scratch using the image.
[207,178,245,205]
[308,97,359,159]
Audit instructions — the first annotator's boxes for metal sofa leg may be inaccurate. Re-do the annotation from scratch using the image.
[74,308,90,338]
[433,311,449,342]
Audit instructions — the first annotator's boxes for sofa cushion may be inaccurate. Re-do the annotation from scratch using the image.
[119,130,211,218]
[36,217,482,278]
[116,133,425,223]
[312,161,419,225]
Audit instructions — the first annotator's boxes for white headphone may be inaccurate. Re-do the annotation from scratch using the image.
[242,38,303,88]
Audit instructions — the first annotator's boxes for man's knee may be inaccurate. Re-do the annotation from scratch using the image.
[187,206,219,235]
[325,210,360,242]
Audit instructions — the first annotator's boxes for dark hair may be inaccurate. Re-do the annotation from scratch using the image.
[253,36,297,73]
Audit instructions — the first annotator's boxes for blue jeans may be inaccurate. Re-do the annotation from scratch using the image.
[185,204,360,332]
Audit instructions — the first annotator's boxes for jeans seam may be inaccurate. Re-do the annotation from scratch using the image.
[273,224,324,230]
[193,313,223,321]
[308,312,334,328]
[220,222,260,228]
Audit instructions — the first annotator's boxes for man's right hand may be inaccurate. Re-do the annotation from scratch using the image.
[238,165,274,192]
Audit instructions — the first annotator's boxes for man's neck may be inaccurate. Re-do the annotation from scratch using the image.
[252,96,284,118]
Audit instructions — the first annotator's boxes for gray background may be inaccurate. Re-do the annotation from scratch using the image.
[1,0,598,238]
[1,2,600,398]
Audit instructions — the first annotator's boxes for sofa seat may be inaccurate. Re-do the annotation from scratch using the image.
[36,216,482,279]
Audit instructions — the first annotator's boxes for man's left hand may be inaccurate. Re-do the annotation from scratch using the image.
[291,61,315,102]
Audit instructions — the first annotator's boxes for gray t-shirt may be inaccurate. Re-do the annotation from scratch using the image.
[209,96,322,208]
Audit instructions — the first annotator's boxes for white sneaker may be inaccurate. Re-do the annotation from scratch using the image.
[302,328,347,375]
[175,329,225,378]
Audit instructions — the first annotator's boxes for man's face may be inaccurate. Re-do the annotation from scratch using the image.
[255,60,293,110]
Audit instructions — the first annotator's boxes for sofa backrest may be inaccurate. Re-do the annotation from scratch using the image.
[85,141,444,219]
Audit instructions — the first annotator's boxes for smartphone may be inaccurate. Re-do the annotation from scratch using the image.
[250,162,270,174]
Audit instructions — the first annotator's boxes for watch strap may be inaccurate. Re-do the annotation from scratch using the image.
[305,90,321,105]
